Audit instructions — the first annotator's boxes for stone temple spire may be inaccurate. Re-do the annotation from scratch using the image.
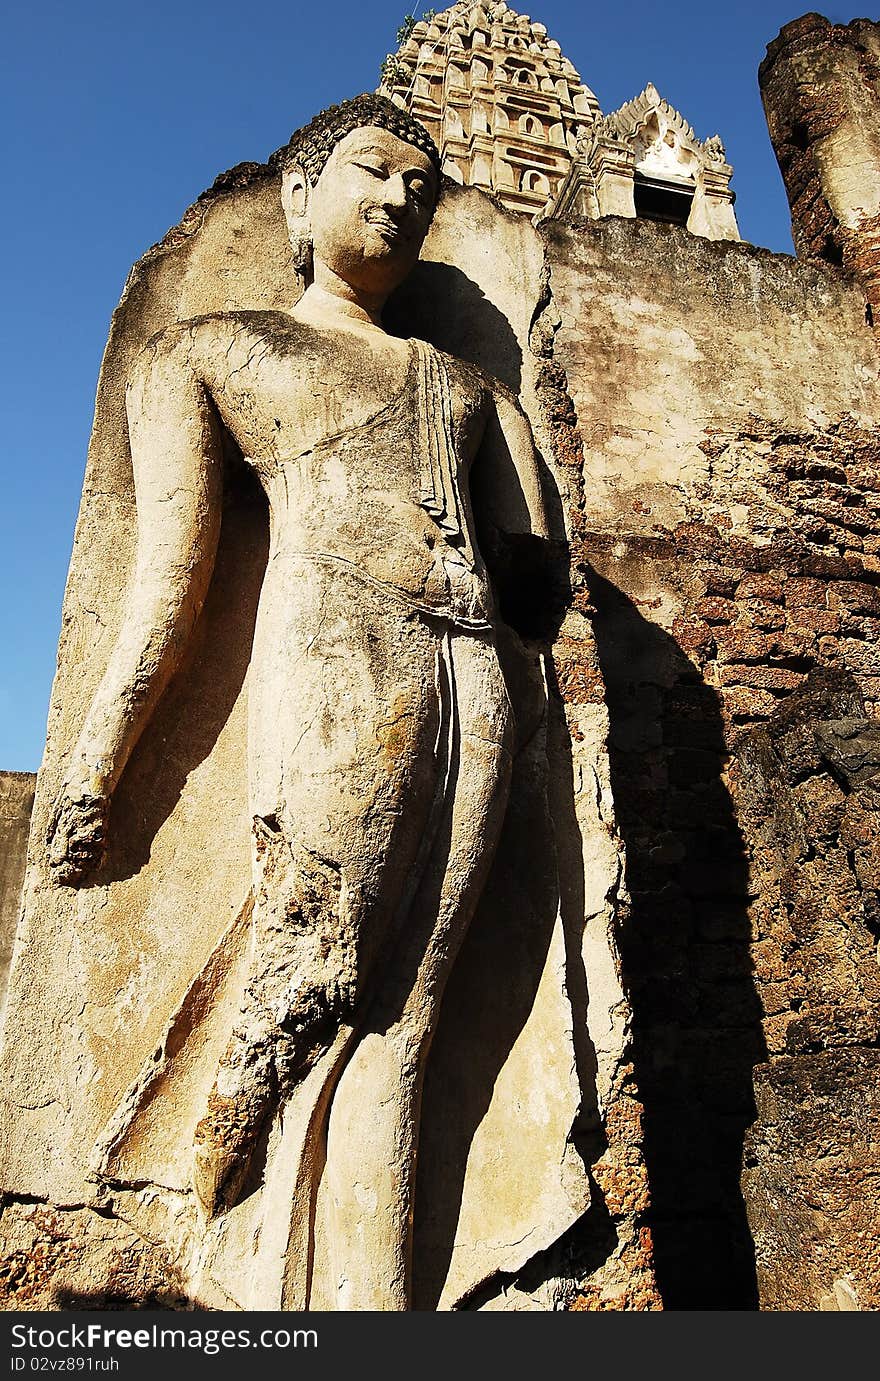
[379,3,599,215]
[380,3,739,240]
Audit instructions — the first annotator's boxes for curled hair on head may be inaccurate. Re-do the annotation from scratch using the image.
[272,92,442,189]
[274,93,442,286]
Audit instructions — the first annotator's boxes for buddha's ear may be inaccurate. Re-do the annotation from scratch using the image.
[281,162,310,224]
[280,162,313,285]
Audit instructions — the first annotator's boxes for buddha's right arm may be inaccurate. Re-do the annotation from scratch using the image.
[49,332,224,883]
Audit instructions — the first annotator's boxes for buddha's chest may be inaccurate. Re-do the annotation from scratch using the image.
[206,334,488,473]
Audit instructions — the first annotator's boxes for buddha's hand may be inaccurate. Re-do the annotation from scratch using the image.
[47,780,109,886]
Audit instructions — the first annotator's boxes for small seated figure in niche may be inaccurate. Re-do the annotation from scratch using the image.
[48,94,552,1310]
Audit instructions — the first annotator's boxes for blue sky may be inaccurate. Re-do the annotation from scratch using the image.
[0,0,850,770]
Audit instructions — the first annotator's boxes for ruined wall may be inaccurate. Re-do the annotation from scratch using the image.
[541,211,880,1308]
[0,773,35,1015]
[733,668,880,1310]
[5,197,879,1314]
[399,184,880,1310]
[759,14,880,321]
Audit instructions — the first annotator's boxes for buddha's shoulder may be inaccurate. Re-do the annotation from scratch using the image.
[130,310,313,374]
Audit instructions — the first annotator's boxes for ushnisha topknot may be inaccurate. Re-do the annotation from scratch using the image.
[272,92,442,188]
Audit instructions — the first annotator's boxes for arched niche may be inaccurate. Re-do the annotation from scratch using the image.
[518,113,543,137]
[492,157,515,189]
[522,168,550,194]
[472,151,493,184]
[447,62,470,91]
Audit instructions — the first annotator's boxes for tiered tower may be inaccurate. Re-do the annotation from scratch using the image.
[380,3,599,215]
[380,3,739,240]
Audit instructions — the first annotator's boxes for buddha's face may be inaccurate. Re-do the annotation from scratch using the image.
[288,125,438,298]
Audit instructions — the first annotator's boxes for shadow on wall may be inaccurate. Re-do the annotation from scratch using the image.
[587,566,767,1310]
[387,260,522,391]
[49,1288,197,1311]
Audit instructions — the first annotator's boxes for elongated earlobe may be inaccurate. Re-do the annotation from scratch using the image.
[281,164,310,222]
[280,164,314,286]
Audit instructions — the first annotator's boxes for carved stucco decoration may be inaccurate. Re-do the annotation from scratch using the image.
[585,84,739,240]
[380,1,599,216]
[383,5,738,242]
[550,83,740,242]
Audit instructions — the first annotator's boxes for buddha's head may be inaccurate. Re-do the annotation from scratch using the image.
[276,94,442,300]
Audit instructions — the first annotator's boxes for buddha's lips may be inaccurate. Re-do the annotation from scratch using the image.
[364,212,409,242]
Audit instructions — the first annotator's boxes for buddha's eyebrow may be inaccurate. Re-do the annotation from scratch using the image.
[350,143,432,176]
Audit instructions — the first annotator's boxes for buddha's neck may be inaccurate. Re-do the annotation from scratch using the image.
[296,272,388,330]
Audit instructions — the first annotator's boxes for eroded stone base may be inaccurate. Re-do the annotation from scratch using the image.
[0,1201,193,1312]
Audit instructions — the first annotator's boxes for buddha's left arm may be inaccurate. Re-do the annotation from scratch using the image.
[471,384,564,639]
[472,385,550,542]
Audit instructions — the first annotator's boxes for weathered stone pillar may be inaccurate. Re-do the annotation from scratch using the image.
[587,132,636,220]
[688,157,739,242]
[759,13,880,324]
[732,669,880,1310]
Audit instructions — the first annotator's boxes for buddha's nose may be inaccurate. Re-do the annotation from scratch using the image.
[381,172,409,214]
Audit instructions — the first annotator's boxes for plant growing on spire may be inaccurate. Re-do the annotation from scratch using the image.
[380,8,438,88]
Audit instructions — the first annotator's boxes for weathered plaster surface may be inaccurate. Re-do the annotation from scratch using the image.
[4,24,880,1307]
[0,773,35,1016]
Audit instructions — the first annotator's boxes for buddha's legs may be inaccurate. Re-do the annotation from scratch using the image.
[193,575,455,1217]
[317,630,514,1310]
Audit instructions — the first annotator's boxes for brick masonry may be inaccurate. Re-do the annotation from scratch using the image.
[542,155,880,1306]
